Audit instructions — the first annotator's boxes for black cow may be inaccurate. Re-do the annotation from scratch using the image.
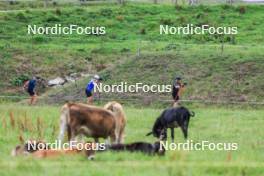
[146,106,195,141]
[107,141,165,156]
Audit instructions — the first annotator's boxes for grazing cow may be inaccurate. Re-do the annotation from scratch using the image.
[104,101,126,143]
[107,141,165,156]
[57,103,117,143]
[146,106,195,141]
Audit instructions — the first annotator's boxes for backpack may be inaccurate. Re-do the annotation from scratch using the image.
[28,79,36,91]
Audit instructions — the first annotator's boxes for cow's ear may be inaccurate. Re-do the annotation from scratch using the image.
[146,132,153,136]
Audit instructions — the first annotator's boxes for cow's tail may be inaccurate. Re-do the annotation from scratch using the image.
[57,103,71,142]
[190,111,195,117]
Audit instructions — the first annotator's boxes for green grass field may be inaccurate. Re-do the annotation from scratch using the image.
[1,2,264,175]
[0,104,263,176]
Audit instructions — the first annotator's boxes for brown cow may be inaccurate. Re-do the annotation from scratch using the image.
[104,101,126,143]
[11,140,97,160]
[11,140,48,156]
[31,142,97,160]
[57,103,117,144]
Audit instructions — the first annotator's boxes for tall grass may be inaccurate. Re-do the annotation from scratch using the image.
[0,104,263,175]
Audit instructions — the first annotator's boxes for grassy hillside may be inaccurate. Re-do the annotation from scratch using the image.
[0,105,263,175]
[0,4,264,103]
[42,46,264,105]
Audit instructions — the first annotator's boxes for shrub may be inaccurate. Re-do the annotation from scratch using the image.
[160,18,173,25]
[52,1,58,6]
[77,48,85,52]
[85,57,93,62]
[139,28,146,35]
[100,8,113,16]
[9,1,19,5]
[91,47,108,54]
[88,12,97,19]
[221,4,232,10]
[163,43,178,51]
[196,12,204,19]
[120,48,130,53]
[200,5,212,13]
[16,12,27,21]
[33,36,47,43]
[109,34,117,39]
[116,15,124,21]
[100,71,111,81]
[55,8,62,16]
[175,5,183,11]
[177,16,186,24]
[11,74,29,86]
[237,6,246,14]
[46,15,60,22]
[75,7,85,13]
[95,63,107,71]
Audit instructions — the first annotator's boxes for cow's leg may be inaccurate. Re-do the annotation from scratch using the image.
[58,104,69,143]
[160,128,167,141]
[170,128,175,142]
[58,120,67,145]
[114,123,121,144]
[119,127,125,143]
[105,138,110,145]
[70,129,77,142]
[58,125,65,142]
[110,130,117,144]
[180,125,188,139]
[67,124,72,141]
[115,128,120,144]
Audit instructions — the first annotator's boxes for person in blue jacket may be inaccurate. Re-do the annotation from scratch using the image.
[85,75,102,104]
[23,77,37,105]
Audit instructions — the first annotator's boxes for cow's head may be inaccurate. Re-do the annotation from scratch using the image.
[11,140,49,156]
[146,117,166,139]
[153,141,166,156]
[146,127,166,140]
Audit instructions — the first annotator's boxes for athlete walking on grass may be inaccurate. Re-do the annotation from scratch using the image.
[85,75,102,104]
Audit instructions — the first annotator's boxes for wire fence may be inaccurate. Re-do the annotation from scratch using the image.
[0,0,251,5]
[1,95,264,105]
[1,34,262,57]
